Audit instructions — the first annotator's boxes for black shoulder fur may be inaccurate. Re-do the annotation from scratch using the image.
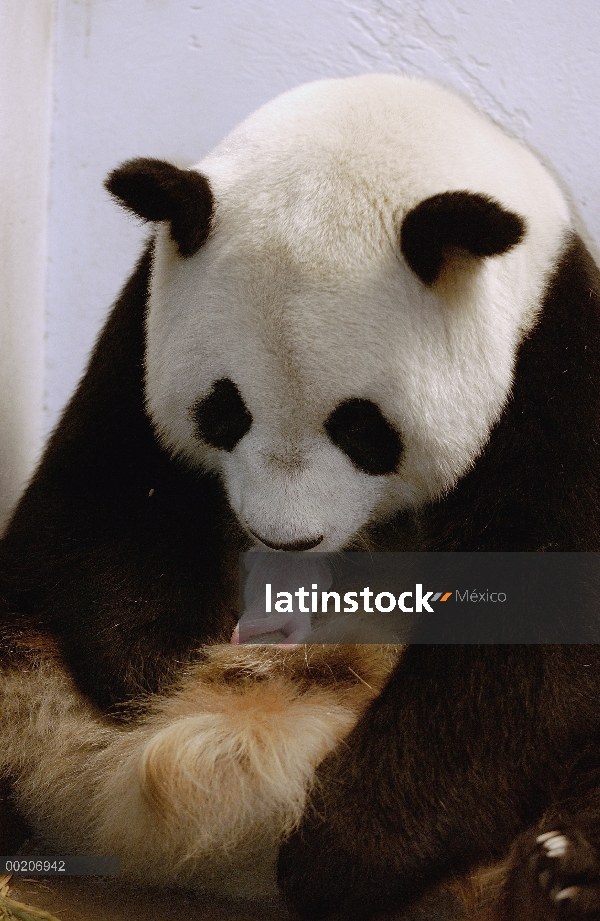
[0,244,247,709]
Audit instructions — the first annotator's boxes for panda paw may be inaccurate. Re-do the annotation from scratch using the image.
[502,827,600,920]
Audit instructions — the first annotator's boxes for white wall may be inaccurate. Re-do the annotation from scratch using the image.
[3,0,600,524]
[0,1,55,530]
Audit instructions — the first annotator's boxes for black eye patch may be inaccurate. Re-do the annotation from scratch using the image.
[324,398,403,476]
[190,378,252,451]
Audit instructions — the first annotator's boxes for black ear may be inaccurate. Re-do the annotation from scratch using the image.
[400,191,525,285]
[105,158,213,257]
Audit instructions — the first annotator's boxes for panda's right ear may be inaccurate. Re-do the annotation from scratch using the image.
[400,191,525,286]
[105,158,213,257]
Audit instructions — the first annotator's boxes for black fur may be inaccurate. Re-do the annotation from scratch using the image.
[278,646,600,920]
[400,191,526,285]
[420,236,600,552]
[499,745,600,921]
[277,235,600,919]
[191,378,253,452]
[105,158,213,257]
[0,244,247,710]
[324,398,403,476]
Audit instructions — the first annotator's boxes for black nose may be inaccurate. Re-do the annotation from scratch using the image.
[248,529,324,551]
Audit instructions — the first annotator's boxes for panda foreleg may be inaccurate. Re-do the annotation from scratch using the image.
[278,646,597,921]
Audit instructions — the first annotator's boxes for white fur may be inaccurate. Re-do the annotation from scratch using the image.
[145,74,570,551]
[0,643,397,898]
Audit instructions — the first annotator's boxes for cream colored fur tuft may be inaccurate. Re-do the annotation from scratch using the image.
[0,641,398,898]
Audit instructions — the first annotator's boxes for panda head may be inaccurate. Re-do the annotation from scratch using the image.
[107,74,570,552]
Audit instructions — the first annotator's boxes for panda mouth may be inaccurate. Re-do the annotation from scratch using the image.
[247,528,324,552]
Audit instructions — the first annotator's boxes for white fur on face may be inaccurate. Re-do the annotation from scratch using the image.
[145,74,570,551]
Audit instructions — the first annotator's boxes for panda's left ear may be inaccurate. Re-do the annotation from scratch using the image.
[105,158,213,257]
[400,191,525,286]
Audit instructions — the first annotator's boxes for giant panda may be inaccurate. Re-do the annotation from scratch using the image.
[1,72,600,920]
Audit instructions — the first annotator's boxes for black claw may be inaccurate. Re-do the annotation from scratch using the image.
[504,827,600,921]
